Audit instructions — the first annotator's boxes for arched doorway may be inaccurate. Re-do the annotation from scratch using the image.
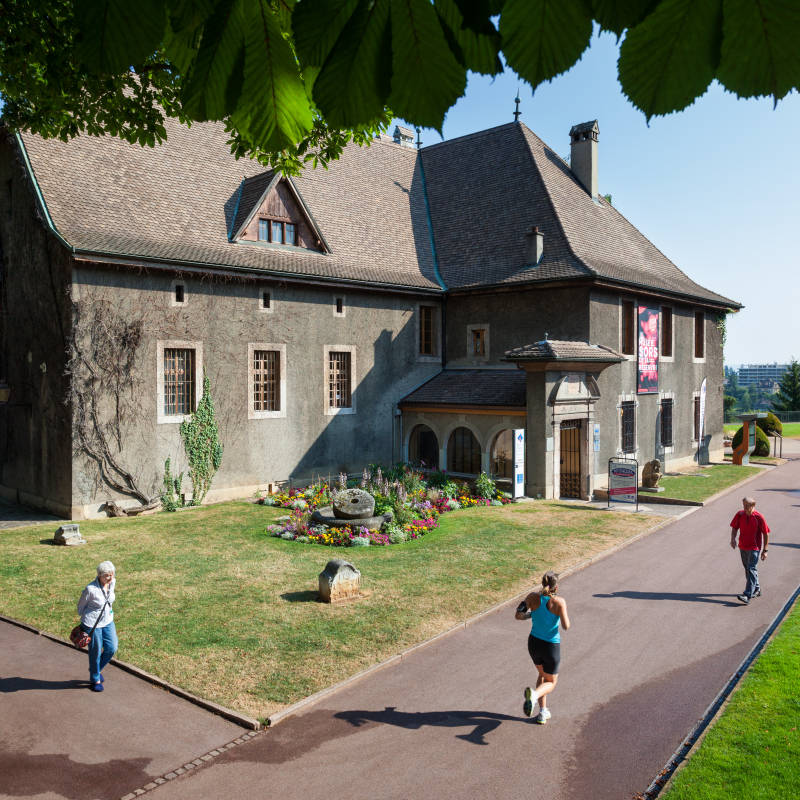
[491,429,514,481]
[408,424,439,468]
[447,427,481,474]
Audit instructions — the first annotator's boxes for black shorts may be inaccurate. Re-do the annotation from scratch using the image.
[527,634,561,675]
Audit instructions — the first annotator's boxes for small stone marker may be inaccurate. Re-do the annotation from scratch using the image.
[319,559,361,603]
[54,524,86,546]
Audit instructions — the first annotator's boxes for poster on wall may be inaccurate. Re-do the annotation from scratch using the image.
[637,306,659,394]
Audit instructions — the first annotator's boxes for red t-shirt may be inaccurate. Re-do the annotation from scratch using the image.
[730,510,769,551]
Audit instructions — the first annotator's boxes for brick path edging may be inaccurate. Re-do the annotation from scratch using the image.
[118,730,263,800]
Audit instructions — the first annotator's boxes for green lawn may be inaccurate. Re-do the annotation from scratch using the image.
[724,423,800,438]
[664,597,800,799]
[658,465,761,503]
[0,500,656,720]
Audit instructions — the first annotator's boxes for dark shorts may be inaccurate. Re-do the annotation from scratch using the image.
[528,634,561,675]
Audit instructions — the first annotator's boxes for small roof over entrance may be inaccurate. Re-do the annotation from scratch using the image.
[398,370,526,411]
[503,340,624,371]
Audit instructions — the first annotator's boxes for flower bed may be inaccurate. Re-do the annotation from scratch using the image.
[263,465,511,547]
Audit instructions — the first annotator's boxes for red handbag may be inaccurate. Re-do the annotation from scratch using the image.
[70,592,111,649]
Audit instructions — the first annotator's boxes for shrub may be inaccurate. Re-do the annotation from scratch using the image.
[261,496,276,506]
[291,499,307,509]
[756,412,783,436]
[474,471,496,499]
[731,424,771,457]
[442,480,461,499]
[425,468,450,489]
[491,500,503,506]
[350,536,370,547]
[447,499,460,511]
[296,535,310,544]
[388,529,408,544]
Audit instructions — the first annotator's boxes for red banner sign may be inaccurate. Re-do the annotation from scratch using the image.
[638,306,659,394]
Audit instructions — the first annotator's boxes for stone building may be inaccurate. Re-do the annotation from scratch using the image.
[0,116,739,518]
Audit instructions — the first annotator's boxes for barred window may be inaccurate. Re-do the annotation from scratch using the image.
[661,399,674,447]
[420,306,436,355]
[164,349,195,416]
[254,350,280,411]
[329,351,351,408]
[622,300,635,355]
[621,401,636,453]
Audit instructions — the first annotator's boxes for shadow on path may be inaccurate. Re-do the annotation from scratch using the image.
[1,676,89,693]
[335,706,524,745]
[769,542,800,549]
[594,591,741,607]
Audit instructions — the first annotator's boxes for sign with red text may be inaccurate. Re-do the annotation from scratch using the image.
[608,460,637,505]
[637,306,659,394]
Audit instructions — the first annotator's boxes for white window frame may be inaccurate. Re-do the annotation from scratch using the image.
[157,339,203,425]
[416,302,441,362]
[323,345,356,415]
[467,323,490,362]
[333,294,346,318]
[617,392,639,456]
[171,279,187,307]
[693,310,706,363]
[660,305,674,362]
[248,343,287,419]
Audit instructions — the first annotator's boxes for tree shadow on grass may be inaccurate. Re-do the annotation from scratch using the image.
[280,591,319,603]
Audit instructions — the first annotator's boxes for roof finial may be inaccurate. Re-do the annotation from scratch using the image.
[415,127,422,150]
[544,332,548,341]
[513,89,521,124]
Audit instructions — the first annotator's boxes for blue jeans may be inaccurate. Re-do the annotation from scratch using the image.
[739,549,761,598]
[81,621,118,683]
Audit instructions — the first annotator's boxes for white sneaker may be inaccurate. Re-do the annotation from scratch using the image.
[535,707,551,725]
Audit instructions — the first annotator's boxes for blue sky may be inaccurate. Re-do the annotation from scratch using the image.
[396,29,799,368]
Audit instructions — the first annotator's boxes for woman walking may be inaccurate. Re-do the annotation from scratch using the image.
[77,561,118,692]
[515,571,570,724]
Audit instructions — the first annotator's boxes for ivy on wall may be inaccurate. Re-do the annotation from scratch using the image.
[179,373,224,506]
[160,456,184,512]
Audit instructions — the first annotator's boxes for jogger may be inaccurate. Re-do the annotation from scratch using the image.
[515,571,570,724]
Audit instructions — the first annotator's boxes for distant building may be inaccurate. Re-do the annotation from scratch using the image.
[738,363,788,387]
[756,378,779,395]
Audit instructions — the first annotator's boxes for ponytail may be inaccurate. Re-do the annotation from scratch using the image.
[541,571,559,596]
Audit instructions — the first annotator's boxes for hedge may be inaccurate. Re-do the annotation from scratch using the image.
[731,425,771,457]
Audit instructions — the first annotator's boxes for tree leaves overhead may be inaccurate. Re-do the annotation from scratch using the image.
[388,0,468,130]
[235,0,312,147]
[619,0,723,121]
[310,0,393,128]
[500,0,593,91]
[6,0,800,175]
[716,0,800,104]
[180,0,247,121]
[74,0,167,73]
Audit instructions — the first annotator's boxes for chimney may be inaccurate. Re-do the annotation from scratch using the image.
[569,120,599,202]
[393,125,415,147]
[525,226,544,267]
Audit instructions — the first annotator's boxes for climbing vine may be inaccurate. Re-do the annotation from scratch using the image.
[160,456,184,512]
[716,308,734,349]
[179,374,224,506]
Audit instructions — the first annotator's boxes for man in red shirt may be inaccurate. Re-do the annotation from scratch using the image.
[730,496,770,604]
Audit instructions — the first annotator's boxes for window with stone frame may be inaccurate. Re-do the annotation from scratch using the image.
[620,401,636,452]
[253,350,280,411]
[662,307,673,357]
[694,312,705,358]
[661,399,674,447]
[164,348,195,416]
[473,328,486,356]
[419,306,438,356]
[622,301,635,355]
[329,351,351,408]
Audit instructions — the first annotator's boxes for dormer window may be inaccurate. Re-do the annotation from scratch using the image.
[256,218,298,246]
[258,219,269,241]
[285,223,296,246]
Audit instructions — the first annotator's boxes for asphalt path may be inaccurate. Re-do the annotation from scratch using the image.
[147,442,800,800]
[0,622,242,800]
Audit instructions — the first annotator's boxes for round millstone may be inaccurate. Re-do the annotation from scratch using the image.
[332,488,375,520]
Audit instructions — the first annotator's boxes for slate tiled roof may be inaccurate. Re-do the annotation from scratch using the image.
[504,340,625,361]
[422,123,740,307]
[230,170,275,238]
[399,370,527,406]
[18,118,441,290]
[16,117,738,306]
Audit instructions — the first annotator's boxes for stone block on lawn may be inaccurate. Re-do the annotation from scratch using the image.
[53,524,86,546]
[319,559,361,603]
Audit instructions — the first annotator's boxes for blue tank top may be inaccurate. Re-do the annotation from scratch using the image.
[530,596,561,643]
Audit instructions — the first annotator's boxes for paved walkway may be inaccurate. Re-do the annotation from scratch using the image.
[0,498,60,530]
[2,443,797,800]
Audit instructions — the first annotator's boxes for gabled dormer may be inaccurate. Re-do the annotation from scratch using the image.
[229,172,329,253]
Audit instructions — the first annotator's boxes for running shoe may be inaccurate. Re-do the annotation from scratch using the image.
[737,593,750,604]
[523,687,534,717]
[753,589,762,598]
[535,708,551,725]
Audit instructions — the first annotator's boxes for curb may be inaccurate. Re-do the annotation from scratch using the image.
[267,512,678,728]
[117,729,263,800]
[0,614,261,731]
[641,583,800,798]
